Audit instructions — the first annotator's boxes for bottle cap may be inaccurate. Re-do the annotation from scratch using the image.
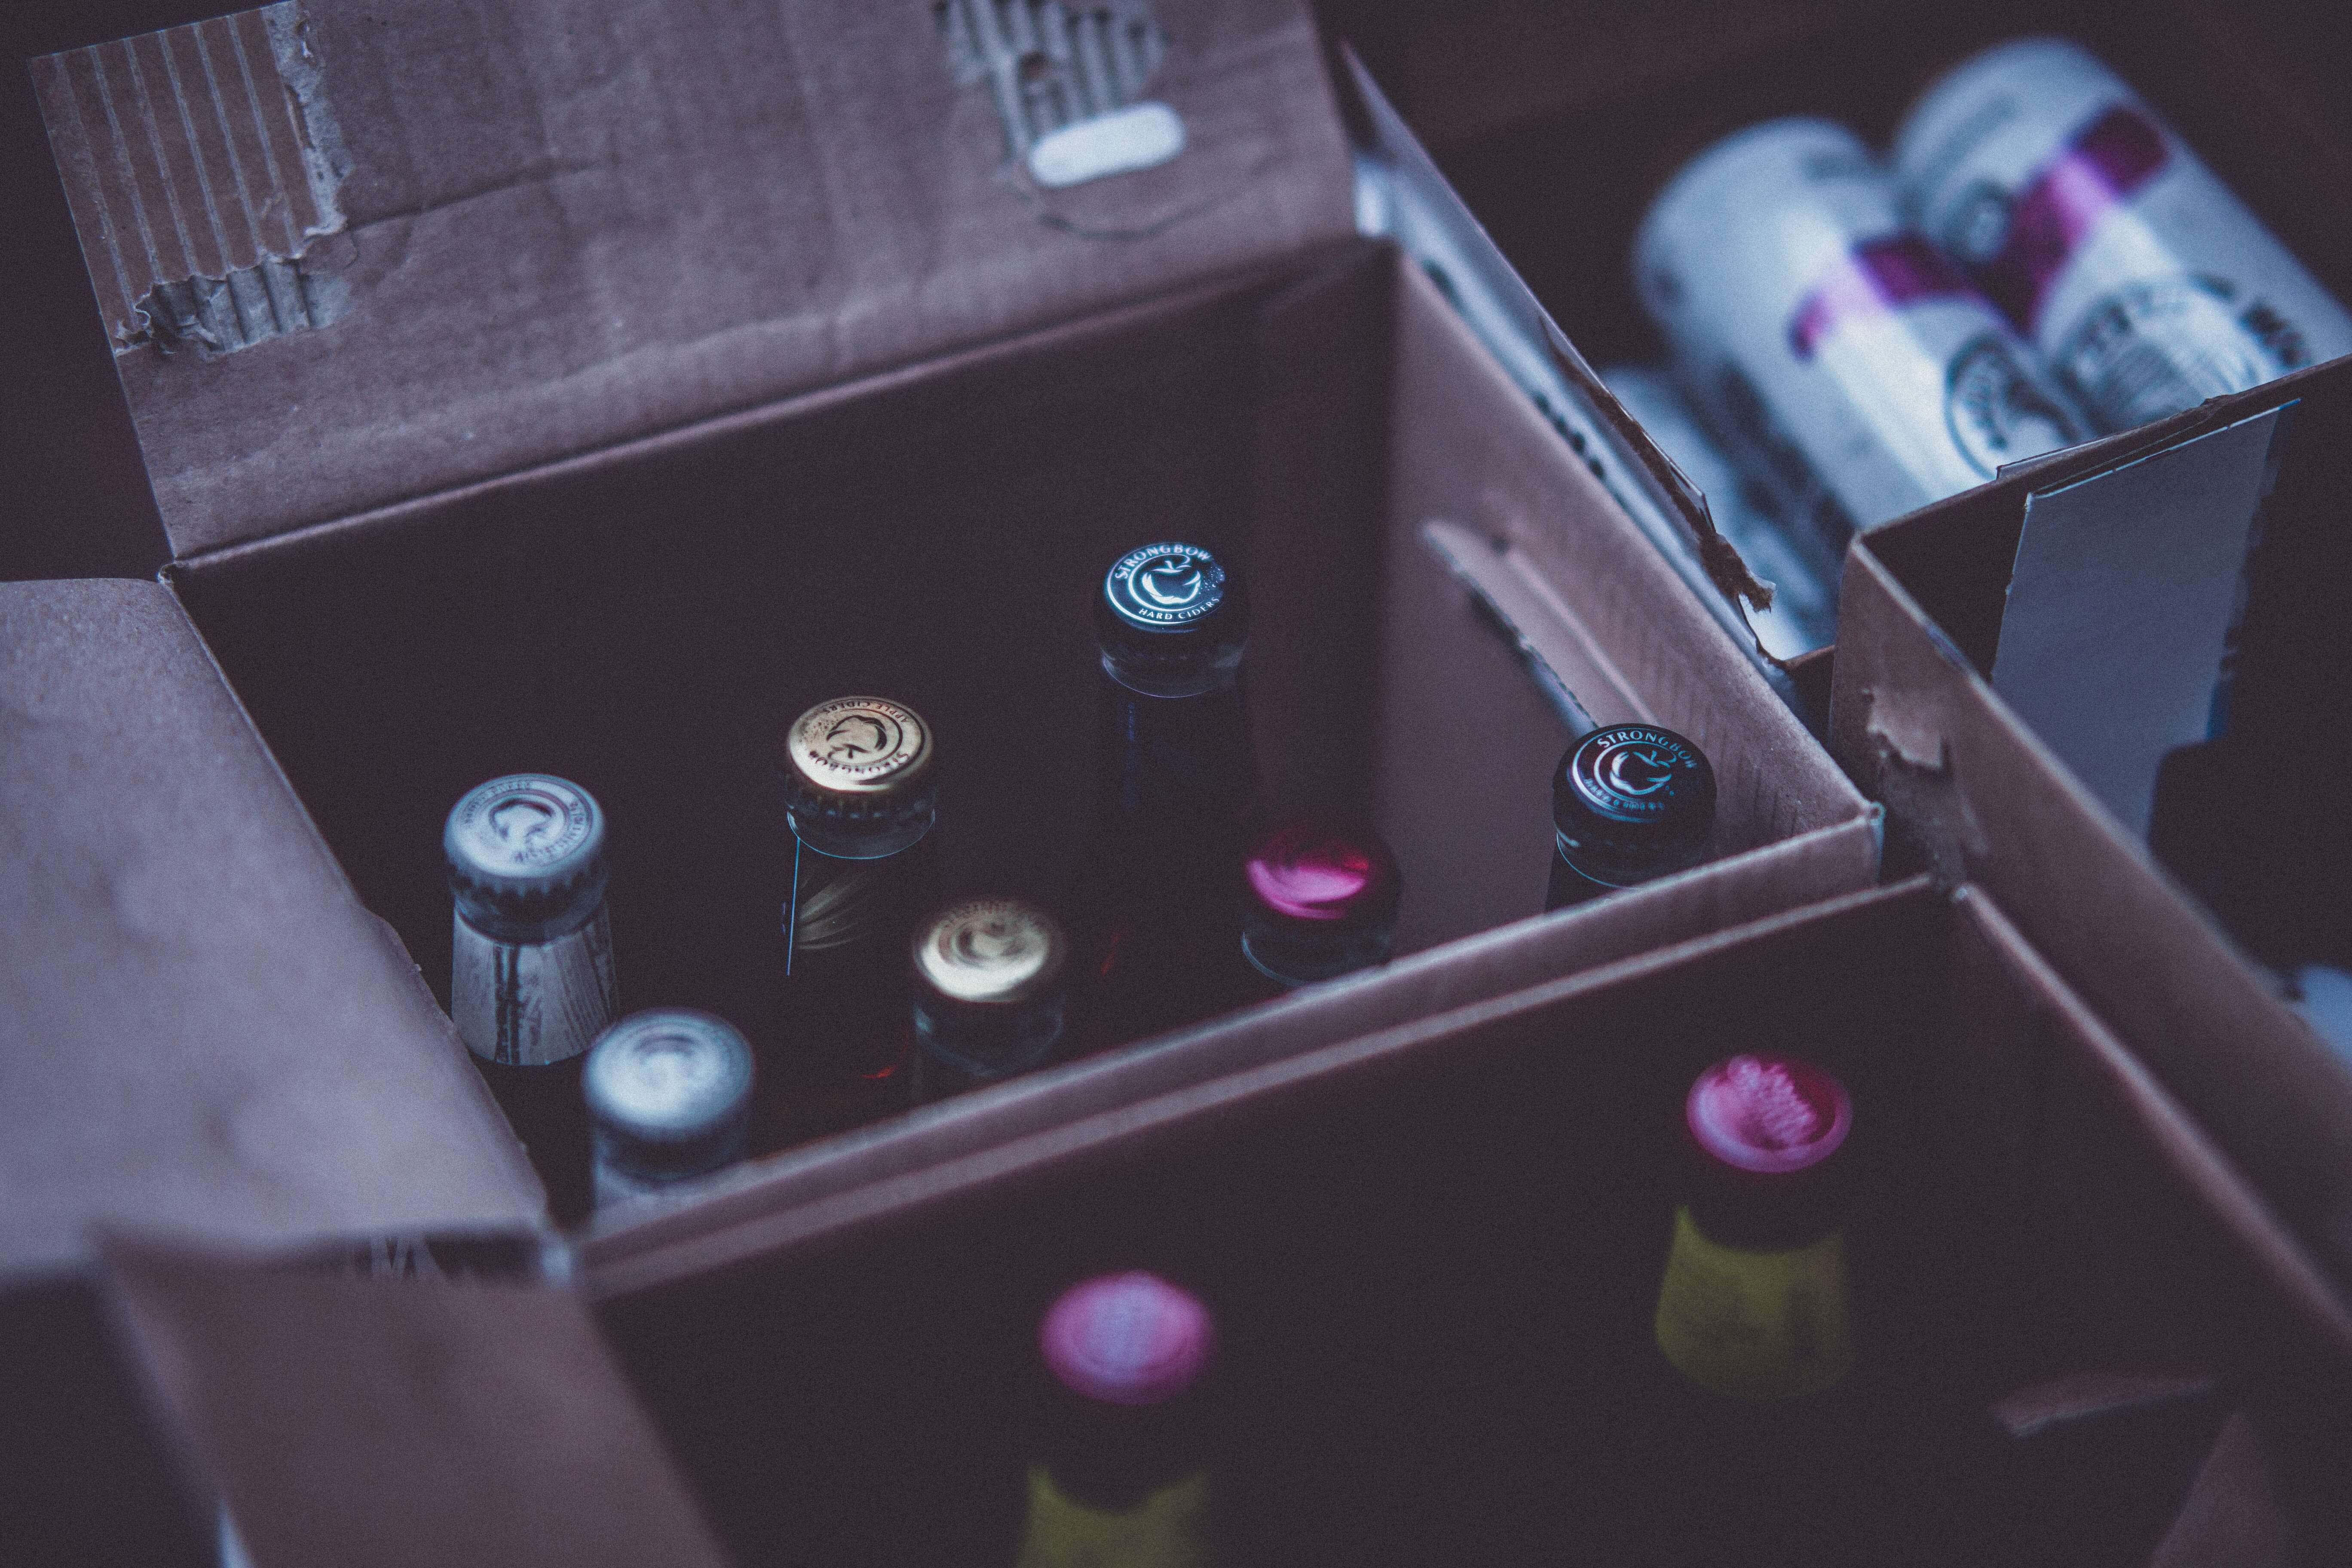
[1552,725,1717,864]
[913,898,1068,1007]
[1040,1271,1216,1407]
[1686,1054,1851,1175]
[1245,817,1400,929]
[1094,542,1249,696]
[584,1009,755,1151]
[781,697,938,848]
[444,774,609,940]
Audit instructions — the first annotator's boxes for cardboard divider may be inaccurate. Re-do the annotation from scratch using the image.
[580,877,2347,1565]
[160,238,1872,1223]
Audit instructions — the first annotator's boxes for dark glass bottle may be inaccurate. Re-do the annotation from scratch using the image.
[445,773,619,1226]
[771,695,943,1148]
[583,1009,754,1210]
[1546,725,1718,911]
[1059,542,1262,1054]
[1613,1054,1863,1565]
[1229,815,1402,1004]
[910,898,1070,1102]
[1017,1271,1221,1567]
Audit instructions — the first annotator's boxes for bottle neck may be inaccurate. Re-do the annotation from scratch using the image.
[1240,910,1395,988]
[591,1113,747,1197]
[1093,663,1259,830]
[1553,827,1706,889]
[913,991,1065,1081]
[788,808,934,860]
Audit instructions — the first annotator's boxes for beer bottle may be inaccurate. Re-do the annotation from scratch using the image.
[1059,542,1262,1052]
[772,695,943,1146]
[1017,1271,1220,1568]
[583,1009,754,1209]
[1546,725,1717,912]
[445,773,618,1225]
[1617,1053,1862,1564]
[1233,815,1401,1002]
[910,898,1071,1102]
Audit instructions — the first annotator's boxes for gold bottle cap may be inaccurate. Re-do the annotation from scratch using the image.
[913,898,1068,1007]
[785,696,934,799]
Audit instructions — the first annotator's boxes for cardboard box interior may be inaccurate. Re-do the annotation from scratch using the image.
[580,877,2350,1567]
[159,238,1870,1182]
[1412,0,2352,383]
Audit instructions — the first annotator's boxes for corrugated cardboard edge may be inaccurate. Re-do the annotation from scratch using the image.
[98,1231,736,1568]
[1952,888,2352,1365]
[1831,539,2352,1321]
[0,579,543,1278]
[583,869,1896,1299]
[582,821,1876,1293]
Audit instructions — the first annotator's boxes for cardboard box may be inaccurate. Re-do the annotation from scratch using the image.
[1373,0,2352,705]
[15,0,1873,1256]
[52,879,2342,1562]
[1341,0,2352,1326]
[571,876,2348,1564]
[1828,356,2352,1342]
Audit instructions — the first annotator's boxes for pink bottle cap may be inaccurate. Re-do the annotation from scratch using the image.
[1245,818,1398,923]
[1685,1054,1852,1175]
[1039,1271,1216,1406]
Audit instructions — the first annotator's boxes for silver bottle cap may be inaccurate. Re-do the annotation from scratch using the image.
[584,1010,755,1152]
[444,774,609,939]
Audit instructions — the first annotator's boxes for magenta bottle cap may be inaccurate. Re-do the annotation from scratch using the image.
[1686,1054,1852,1175]
[1245,817,1400,926]
[1039,1271,1215,1406]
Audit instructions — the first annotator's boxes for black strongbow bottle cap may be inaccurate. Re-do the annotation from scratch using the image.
[1551,725,1717,861]
[781,696,938,837]
[1094,542,1249,692]
[444,774,609,938]
[913,898,1069,1009]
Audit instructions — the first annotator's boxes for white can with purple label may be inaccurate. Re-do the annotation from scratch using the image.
[1635,118,2084,532]
[1896,37,2352,434]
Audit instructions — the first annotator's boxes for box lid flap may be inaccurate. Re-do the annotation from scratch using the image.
[0,579,544,1278]
[101,1234,734,1568]
[32,0,1354,557]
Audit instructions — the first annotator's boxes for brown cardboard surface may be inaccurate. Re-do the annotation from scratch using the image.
[101,1234,733,1568]
[1829,360,2352,1323]
[34,0,1355,556]
[162,239,1871,1250]
[578,879,2347,1564]
[0,579,544,1277]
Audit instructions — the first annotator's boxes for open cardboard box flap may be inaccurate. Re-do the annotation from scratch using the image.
[0,578,542,1283]
[98,1232,732,1567]
[32,0,1355,556]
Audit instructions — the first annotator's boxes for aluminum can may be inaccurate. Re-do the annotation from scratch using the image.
[1635,119,2085,531]
[1896,37,2352,433]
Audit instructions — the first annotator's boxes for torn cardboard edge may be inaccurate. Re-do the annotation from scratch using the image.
[31,0,350,356]
[937,0,1185,189]
[1336,47,1786,680]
